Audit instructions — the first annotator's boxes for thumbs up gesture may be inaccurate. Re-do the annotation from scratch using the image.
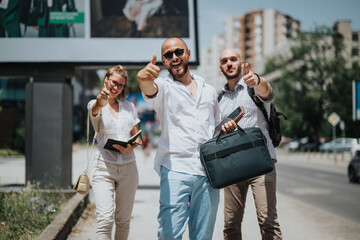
[137,54,160,82]
[137,54,161,96]
[242,63,259,88]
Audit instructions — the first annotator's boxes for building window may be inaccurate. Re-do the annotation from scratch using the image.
[234,20,241,29]
[353,33,359,41]
[255,14,262,26]
[0,77,30,110]
[234,31,239,42]
[255,26,262,34]
[352,48,358,56]
[255,45,261,55]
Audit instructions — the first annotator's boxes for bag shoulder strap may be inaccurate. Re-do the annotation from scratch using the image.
[86,110,102,174]
[219,87,272,124]
[218,91,224,102]
[247,87,270,124]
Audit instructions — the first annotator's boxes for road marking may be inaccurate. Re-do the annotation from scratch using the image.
[286,188,333,195]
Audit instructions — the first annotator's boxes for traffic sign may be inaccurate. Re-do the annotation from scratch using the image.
[328,112,341,126]
[353,80,360,121]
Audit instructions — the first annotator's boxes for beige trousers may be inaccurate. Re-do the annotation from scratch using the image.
[92,160,139,240]
[223,166,282,240]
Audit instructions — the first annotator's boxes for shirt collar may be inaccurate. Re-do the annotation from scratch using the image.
[221,77,245,93]
[165,72,204,86]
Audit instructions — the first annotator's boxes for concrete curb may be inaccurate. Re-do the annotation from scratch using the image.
[36,192,89,240]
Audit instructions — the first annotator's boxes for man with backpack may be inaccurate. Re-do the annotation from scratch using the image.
[218,48,283,240]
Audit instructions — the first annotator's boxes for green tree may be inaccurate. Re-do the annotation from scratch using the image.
[266,26,358,140]
[127,70,141,93]
[12,120,25,154]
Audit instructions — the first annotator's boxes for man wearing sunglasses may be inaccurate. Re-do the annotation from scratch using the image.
[138,38,236,240]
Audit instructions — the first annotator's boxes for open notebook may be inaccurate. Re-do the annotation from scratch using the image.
[104,130,142,152]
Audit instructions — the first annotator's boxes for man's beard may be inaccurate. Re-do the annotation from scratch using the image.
[169,62,189,80]
[222,68,241,80]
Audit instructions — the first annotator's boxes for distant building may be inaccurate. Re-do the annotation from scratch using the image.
[260,20,360,81]
[201,8,300,91]
[333,20,360,67]
[200,35,226,92]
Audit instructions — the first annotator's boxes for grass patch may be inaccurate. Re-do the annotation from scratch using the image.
[0,148,24,157]
[0,185,71,240]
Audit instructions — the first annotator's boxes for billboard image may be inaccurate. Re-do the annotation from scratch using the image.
[0,0,85,38]
[92,0,189,38]
[0,0,199,65]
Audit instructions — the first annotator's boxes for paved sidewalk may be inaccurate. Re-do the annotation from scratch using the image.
[67,147,360,240]
[1,146,360,239]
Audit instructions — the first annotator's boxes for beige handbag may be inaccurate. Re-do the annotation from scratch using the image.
[73,173,90,195]
[73,110,101,194]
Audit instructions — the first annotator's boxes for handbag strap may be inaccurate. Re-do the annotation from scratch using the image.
[86,109,101,174]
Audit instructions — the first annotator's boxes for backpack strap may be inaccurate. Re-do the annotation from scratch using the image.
[247,87,270,123]
[247,87,287,123]
[218,91,224,102]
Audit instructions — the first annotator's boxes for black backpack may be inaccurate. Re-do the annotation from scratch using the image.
[247,87,287,147]
[218,88,287,147]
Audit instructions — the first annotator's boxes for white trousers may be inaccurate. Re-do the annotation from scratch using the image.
[92,160,139,240]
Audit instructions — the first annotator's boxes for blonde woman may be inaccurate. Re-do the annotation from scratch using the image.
[88,65,140,240]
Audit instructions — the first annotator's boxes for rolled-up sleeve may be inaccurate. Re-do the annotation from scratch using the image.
[87,100,101,130]
[142,78,165,113]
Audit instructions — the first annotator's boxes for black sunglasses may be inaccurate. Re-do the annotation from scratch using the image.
[163,49,185,60]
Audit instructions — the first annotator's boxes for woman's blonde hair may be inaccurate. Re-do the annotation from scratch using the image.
[104,65,129,100]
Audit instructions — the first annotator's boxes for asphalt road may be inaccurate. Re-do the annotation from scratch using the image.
[2,148,360,239]
[277,153,360,224]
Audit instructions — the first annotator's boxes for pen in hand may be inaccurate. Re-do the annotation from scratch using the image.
[104,83,110,100]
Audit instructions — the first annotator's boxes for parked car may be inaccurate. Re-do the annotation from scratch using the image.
[351,142,360,157]
[284,137,309,152]
[301,141,320,152]
[285,140,301,152]
[319,138,359,154]
[348,150,360,183]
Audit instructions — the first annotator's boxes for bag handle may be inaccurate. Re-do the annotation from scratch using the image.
[216,124,246,142]
[85,110,101,175]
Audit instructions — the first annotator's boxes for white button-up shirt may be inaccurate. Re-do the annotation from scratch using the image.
[144,73,221,176]
[88,99,140,165]
[218,78,277,160]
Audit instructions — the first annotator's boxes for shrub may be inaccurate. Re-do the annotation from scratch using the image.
[0,185,68,239]
[11,120,25,154]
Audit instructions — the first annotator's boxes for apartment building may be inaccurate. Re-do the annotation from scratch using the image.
[201,8,300,91]
[260,20,360,81]
[334,20,360,67]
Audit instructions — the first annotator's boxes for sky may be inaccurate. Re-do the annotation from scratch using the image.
[197,0,360,50]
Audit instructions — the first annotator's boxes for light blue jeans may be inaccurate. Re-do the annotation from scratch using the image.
[158,167,220,240]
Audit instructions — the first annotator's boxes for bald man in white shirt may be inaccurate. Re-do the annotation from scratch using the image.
[137,37,236,240]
